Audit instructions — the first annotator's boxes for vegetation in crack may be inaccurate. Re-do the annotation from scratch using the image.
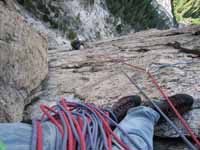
[173,0,200,25]
[106,0,170,31]
[17,0,80,40]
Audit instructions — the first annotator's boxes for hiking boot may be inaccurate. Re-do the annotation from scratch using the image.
[148,94,194,117]
[112,95,142,122]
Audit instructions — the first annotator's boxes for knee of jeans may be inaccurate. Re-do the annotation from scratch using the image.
[42,122,58,149]
[143,106,160,122]
[129,106,160,122]
[121,131,151,150]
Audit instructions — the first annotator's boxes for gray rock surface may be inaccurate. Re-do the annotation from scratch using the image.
[0,2,48,122]
[25,26,200,149]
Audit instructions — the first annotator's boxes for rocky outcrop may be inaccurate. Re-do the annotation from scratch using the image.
[0,2,48,122]
[25,26,200,149]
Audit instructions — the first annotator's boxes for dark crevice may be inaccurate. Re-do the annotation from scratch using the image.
[166,41,200,56]
[136,48,150,53]
[193,30,200,36]
[164,32,184,36]
[0,0,6,5]
[50,60,114,70]
[23,96,40,111]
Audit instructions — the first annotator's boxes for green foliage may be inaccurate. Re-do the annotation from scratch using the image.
[68,30,77,40]
[116,24,123,33]
[24,0,33,9]
[20,0,81,38]
[49,19,59,29]
[42,14,50,22]
[71,39,80,49]
[173,0,200,25]
[48,17,79,40]
[106,0,168,31]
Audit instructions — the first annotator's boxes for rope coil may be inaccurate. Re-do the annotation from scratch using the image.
[32,98,142,150]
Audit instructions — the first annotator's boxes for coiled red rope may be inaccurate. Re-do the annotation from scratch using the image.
[33,98,136,150]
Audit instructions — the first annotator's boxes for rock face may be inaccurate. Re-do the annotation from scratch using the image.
[18,0,116,40]
[26,26,200,149]
[18,0,177,42]
[0,2,48,122]
[13,0,178,51]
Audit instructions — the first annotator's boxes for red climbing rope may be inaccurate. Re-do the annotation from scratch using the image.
[36,121,43,150]
[100,55,200,148]
[40,105,64,137]
[87,104,131,150]
[62,112,73,150]
[148,71,200,147]
[34,98,132,150]
[60,99,76,150]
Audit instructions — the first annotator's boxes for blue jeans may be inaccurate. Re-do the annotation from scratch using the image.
[0,106,160,150]
[113,106,160,150]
